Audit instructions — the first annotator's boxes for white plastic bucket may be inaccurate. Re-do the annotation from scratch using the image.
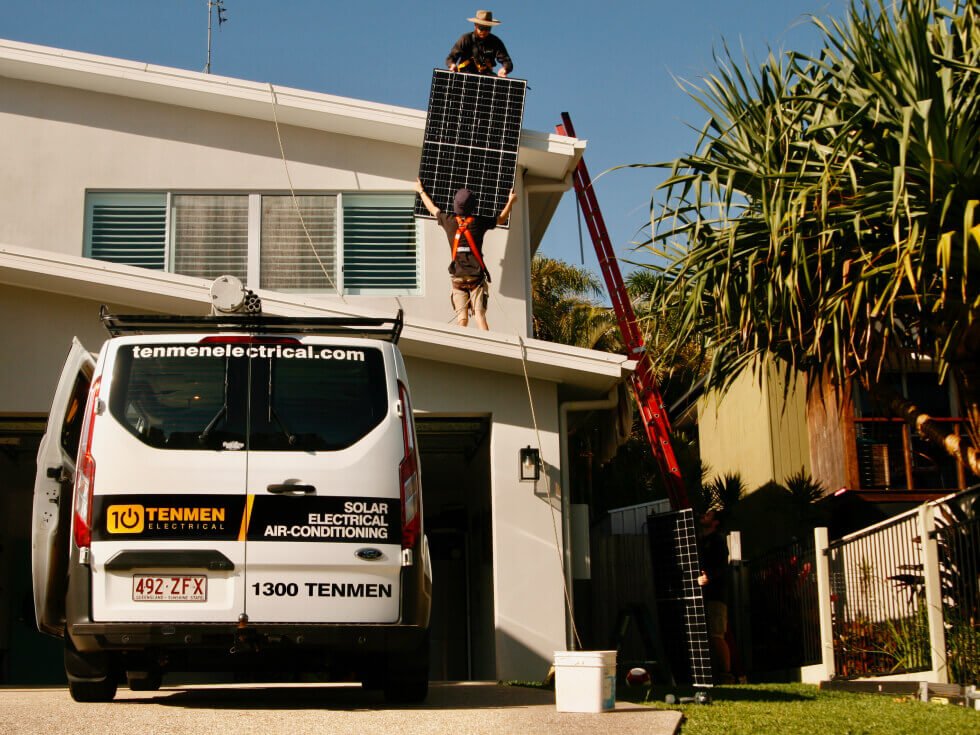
[553,650,617,713]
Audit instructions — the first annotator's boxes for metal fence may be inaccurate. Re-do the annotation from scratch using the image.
[933,487,980,685]
[743,539,821,673]
[827,512,931,678]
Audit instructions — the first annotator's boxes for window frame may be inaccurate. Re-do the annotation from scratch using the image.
[84,190,421,296]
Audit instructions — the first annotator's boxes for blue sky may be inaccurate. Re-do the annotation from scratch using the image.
[1,0,850,278]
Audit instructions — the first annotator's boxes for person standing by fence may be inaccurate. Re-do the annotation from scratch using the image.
[697,509,736,684]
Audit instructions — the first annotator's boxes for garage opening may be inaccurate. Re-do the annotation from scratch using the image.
[416,416,494,681]
[0,418,64,684]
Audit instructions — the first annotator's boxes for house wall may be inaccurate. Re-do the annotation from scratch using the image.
[697,362,811,493]
[406,357,565,679]
[0,75,533,336]
[0,286,566,680]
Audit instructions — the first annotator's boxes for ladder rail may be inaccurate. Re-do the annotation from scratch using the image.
[558,113,689,510]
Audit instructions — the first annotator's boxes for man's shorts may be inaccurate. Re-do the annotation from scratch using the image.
[451,278,488,317]
[706,600,728,638]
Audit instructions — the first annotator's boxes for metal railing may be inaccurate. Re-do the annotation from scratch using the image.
[854,417,968,491]
[933,487,980,685]
[743,540,821,673]
[827,512,931,679]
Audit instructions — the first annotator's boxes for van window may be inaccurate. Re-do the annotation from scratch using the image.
[60,372,92,460]
[248,350,388,451]
[108,344,387,451]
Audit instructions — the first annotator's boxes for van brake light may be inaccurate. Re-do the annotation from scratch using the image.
[397,381,420,552]
[72,377,101,549]
[199,336,300,345]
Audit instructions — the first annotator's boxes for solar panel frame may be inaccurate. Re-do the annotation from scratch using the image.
[647,508,714,688]
[416,69,527,226]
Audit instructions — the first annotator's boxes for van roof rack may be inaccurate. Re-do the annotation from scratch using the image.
[100,306,404,343]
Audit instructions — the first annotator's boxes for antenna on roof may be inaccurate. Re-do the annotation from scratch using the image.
[204,0,229,74]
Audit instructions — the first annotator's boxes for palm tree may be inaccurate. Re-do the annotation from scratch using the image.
[641,0,980,476]
[530,256,619,349]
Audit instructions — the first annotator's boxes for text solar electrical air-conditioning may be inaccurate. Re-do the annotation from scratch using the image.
[416,70,527,226]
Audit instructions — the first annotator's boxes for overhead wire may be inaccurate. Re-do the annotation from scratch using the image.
[268,83,346,303]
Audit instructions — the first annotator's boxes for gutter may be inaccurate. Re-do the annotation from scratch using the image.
[558,386,618,650]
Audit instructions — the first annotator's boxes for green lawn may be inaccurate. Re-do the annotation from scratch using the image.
[628,683,978,735]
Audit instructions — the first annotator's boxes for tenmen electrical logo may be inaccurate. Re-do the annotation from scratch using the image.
[95,495,245,541]
[106,504,144,533]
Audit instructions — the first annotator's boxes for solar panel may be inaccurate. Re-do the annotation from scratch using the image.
[647,509,714,688]
[416,69,527,225]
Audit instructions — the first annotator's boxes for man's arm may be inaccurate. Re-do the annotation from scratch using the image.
[415,179,441,217]
[496,190,518,225]
[494,37,513,76]
[446,33,470,71]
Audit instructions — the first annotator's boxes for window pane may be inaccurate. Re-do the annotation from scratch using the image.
[248,348,387,451]
[343,194,418,293]
[86,193,166,269]
[172,195,248,281]
[109,346,248,451]
[260,195,337,292]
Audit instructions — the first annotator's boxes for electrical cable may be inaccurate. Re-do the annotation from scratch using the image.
[268,83,346,302]
[491,285,584,651]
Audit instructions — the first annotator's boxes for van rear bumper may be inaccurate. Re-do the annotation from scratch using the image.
[67,621,428,655]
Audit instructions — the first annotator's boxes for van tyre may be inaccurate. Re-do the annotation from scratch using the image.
[64,637,118,702]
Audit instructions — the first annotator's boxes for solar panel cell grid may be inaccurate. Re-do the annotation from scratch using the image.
[648,509,714,688]
[416,69,526,224]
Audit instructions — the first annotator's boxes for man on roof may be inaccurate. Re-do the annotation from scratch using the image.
[446,9,513,77]
[415,179,517,331]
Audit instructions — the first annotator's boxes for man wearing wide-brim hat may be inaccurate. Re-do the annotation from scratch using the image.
[446,9,513,77]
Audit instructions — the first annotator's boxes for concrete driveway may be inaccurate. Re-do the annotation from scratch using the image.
[0,681,682,735]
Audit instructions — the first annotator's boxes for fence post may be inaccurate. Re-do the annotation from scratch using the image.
[728,530,751,677]
[813,527,835,682]
[918,504,949,684]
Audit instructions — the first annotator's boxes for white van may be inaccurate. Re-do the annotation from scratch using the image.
[32,307,431,702]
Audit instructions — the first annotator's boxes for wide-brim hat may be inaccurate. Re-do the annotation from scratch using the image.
[468,10,501,26]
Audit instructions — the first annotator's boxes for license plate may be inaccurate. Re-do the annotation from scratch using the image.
[132,575,207,602]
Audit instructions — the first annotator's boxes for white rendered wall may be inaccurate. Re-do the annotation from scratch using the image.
[0,76,532,336]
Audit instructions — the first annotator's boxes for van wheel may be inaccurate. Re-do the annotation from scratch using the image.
[64,637,118,702]
[68,678,119,702]
[383,635,429,704]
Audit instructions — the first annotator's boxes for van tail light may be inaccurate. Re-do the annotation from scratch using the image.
[72,377,101,549]
[397,381,421,552]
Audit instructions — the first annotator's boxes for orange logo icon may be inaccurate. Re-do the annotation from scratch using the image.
[107,505,145,533]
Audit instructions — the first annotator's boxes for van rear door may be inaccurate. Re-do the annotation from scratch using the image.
[33,338,96,636]
[87,339,249,623]
[243,339,404,623]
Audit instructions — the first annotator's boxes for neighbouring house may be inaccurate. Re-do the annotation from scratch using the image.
[696,359,974,541]
[0,39,634,684]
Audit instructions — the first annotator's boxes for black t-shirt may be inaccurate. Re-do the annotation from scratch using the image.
[700,530,729,602]
[438,211,497,279]
[446,32,514,74]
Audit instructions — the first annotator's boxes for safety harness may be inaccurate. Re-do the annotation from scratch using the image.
[452,216,490,283]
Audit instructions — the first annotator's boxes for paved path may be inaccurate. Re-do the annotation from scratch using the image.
[0,681,681,735]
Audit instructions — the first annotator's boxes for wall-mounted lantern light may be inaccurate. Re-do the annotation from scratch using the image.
[519,445,541,481]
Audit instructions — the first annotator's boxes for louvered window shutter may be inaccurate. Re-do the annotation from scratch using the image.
[342,194,418,293]
[260,195,338,292]
[85,193,167,269]
[172,195,249,281]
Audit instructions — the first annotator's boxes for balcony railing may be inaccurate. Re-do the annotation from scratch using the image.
[854,417,968,492]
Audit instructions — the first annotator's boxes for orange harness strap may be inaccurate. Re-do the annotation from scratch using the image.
[452,216,489,277]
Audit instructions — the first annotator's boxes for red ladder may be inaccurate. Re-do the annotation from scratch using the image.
[556,112,689,510]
